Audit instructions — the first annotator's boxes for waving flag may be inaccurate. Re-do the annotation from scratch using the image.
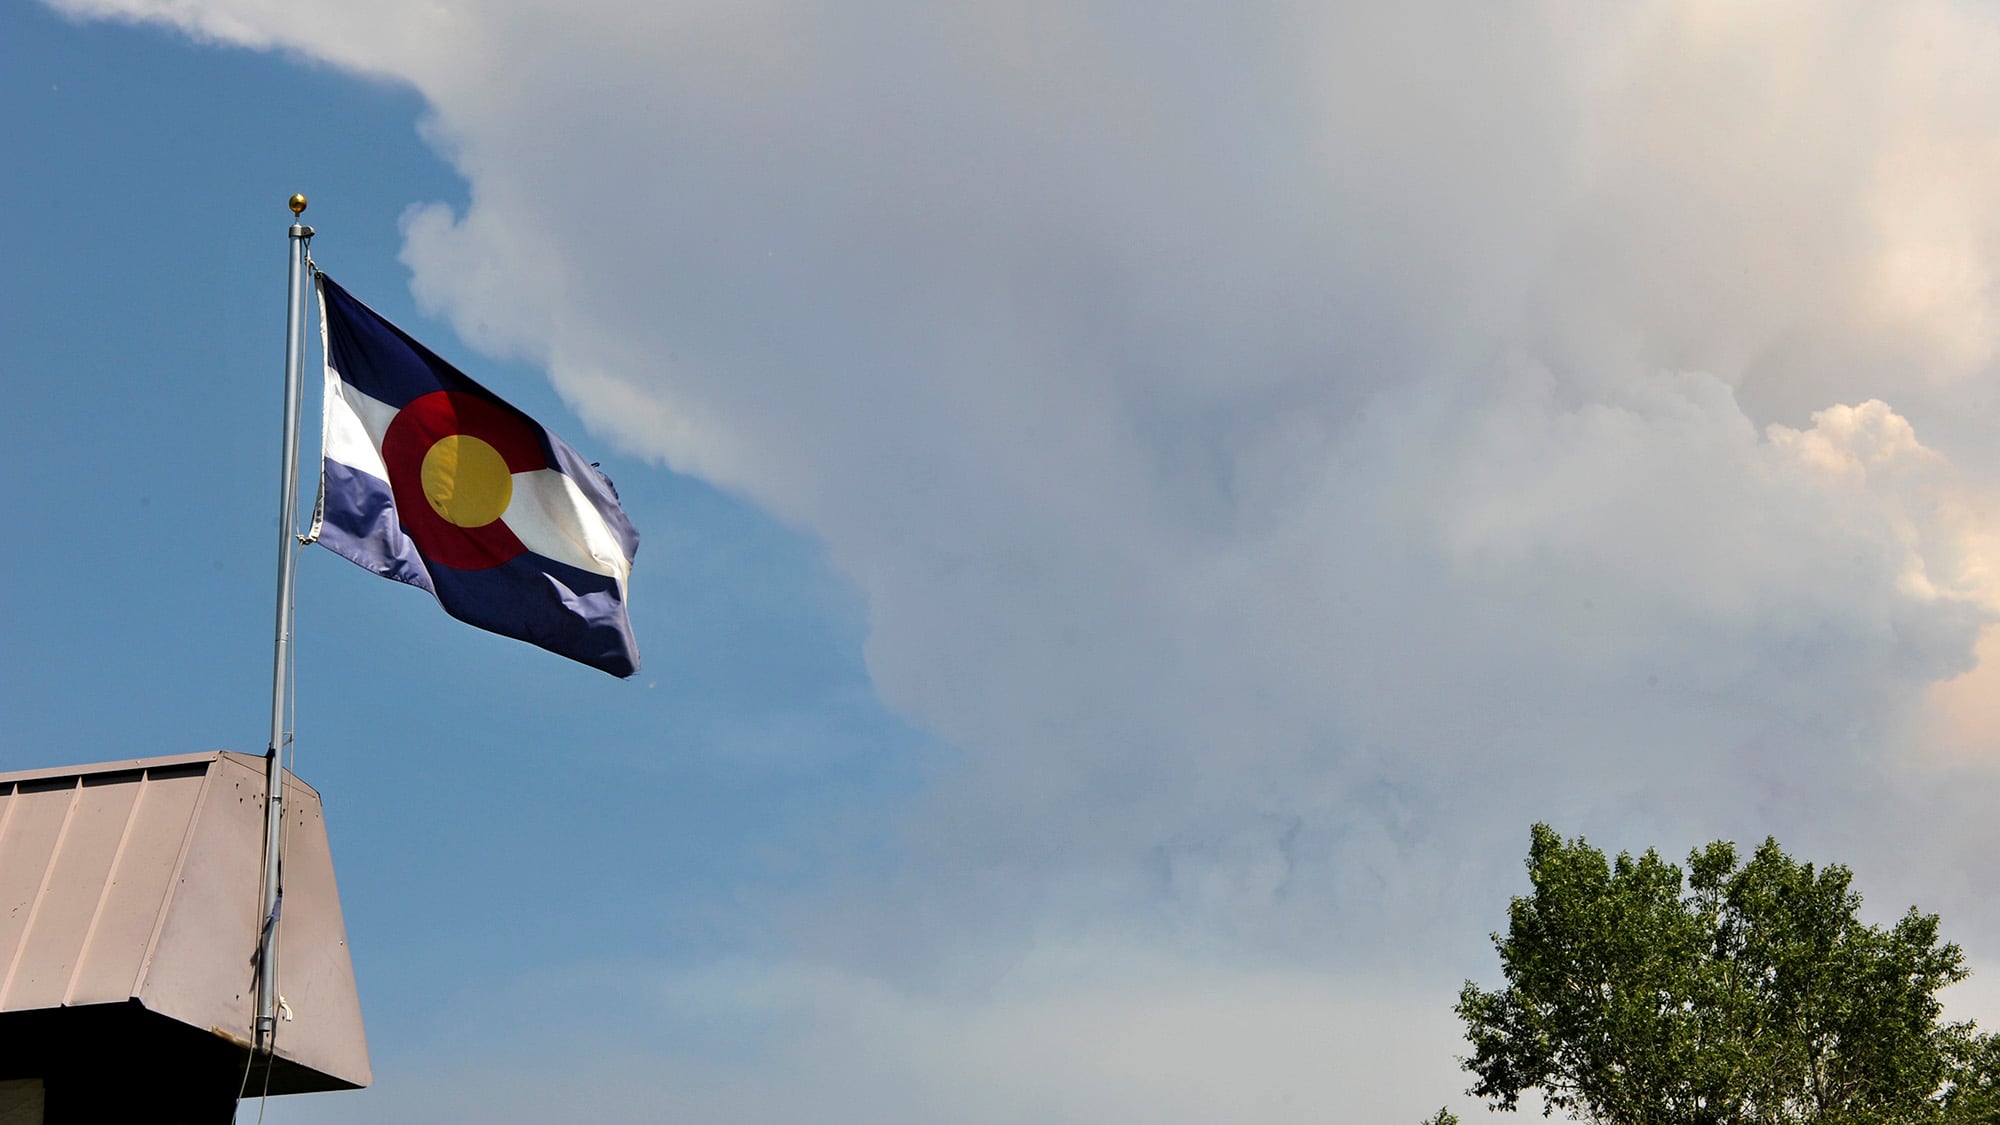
[313,274,640,677]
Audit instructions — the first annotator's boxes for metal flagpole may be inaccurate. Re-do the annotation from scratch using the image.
[257,193,313,1055]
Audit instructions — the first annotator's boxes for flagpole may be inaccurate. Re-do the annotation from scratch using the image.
[257,193,313,1055]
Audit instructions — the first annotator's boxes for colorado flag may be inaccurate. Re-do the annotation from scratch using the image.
[314,274,640,677]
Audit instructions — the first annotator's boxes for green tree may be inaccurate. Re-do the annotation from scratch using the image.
[1453,824,1999,1124]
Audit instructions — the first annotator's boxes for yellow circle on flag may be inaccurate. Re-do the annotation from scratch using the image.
[421,434,513,528]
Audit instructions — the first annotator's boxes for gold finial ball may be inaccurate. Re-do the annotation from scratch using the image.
[289,194,308,216]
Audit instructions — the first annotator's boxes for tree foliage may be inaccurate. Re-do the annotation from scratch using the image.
[1454,825,1999,1124]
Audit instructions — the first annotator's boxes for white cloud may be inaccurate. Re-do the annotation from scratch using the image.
[277,950,1475,1125]
[62,0,2000,1116]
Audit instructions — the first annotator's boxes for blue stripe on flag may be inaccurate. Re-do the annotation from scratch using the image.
[321,276,546,433]
[317,459,435,594]
[429,555,637,679]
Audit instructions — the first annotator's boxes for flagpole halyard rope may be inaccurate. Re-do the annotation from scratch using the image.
[300,258,328,550]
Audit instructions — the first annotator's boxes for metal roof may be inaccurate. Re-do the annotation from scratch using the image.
[0,751,368,1093]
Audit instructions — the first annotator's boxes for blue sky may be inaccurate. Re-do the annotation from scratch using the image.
[3,0,929,1101]
[16,1,2000,1120]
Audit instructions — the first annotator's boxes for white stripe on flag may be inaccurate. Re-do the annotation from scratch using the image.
[321,378,398,481]
[506,469,633,580]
